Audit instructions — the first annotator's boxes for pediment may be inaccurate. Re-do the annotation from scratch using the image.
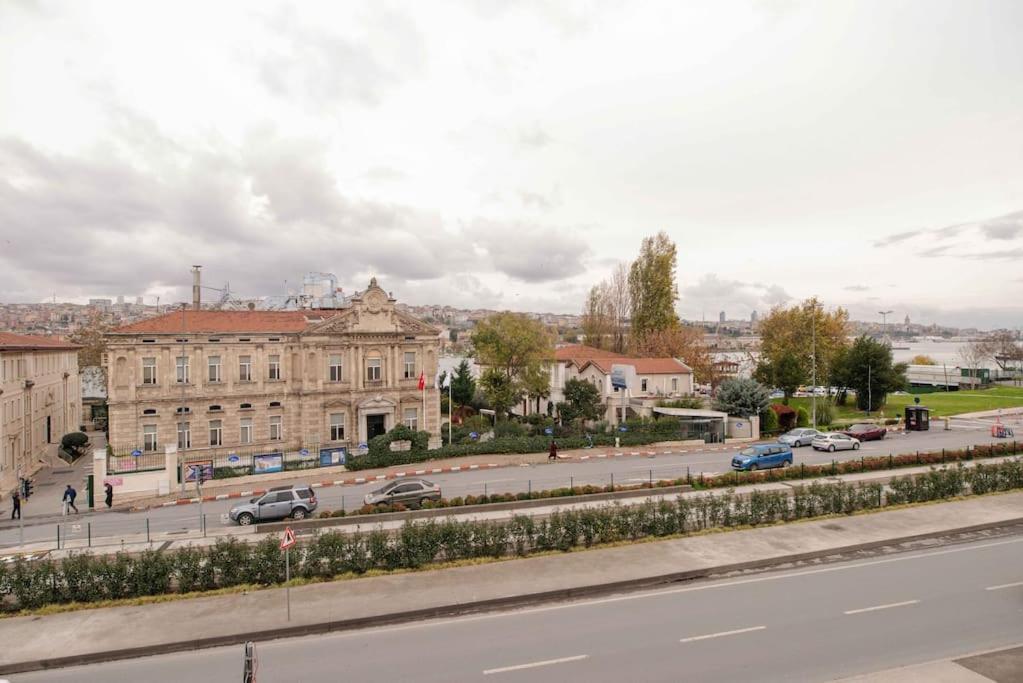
[303,307,438,337]
[358,395,397,410]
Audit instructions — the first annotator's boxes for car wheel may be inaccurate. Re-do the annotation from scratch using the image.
[853,442,861,450]
[237,512,254,526]
[291,507,307,520]
[828,444,836,453]
[749,463,758,471]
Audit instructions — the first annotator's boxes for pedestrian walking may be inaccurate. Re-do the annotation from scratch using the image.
[63,484,79,515]
[548,439,558,461]
[104,481,113,508]
[11,491,20,520]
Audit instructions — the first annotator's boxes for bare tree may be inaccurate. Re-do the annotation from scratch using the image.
[609,262,631,353]
[958,342,987,387]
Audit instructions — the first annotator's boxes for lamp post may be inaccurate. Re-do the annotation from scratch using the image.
[878,310,893,345]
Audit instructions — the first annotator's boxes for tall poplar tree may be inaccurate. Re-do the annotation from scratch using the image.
[628,232,679,340]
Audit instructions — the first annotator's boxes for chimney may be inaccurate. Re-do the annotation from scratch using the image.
[191,265,202,310]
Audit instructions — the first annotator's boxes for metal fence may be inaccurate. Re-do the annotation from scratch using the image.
[107,445,167,474]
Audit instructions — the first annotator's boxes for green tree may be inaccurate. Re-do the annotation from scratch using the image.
[713,378,770,417]
[753,350,805,402]
[558,378,603,425]
[757,298,850,391]
[450,360,476,408]
[581,283,614,350]
[833,336,908,412]
[471,313,554,417]
[522,364,552,415]
[628,232,679,340]
[69,313,111,371]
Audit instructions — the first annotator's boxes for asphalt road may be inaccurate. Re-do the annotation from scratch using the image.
[11,531,1023,682]
[0,423,1013,550]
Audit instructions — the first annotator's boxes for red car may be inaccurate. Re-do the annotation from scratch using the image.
[841,423,887,441]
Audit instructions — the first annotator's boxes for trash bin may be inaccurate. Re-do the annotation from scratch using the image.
[905,405,930,431]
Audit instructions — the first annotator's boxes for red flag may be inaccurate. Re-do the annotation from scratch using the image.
[417,371,425,390]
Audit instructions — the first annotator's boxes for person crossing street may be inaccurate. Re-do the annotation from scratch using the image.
[62,484,79,515]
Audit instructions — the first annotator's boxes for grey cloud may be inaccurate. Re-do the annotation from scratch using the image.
[472,219,589,282]
[920,245,951,257]
[843,285,870,292]
[255,6,425,108]
[680,275,790,313]
[873,230,921,247]
[979,211,1023,240]
[963,248,1023,261]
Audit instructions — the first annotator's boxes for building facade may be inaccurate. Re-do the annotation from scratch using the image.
[546,345,695,423]
[0,333,81,493]
[104,280,442,459]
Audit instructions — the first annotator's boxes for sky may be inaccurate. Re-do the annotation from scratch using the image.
[1,0,1022,329]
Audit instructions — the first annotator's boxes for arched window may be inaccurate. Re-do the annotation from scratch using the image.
[240,403,253,410]
[143,408,157,415]
[269,401,282,408]
[208,404,222,412]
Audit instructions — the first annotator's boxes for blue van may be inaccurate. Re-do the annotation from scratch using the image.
[731,443,793,471]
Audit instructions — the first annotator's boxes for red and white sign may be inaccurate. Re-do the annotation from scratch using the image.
[280,526,296,550]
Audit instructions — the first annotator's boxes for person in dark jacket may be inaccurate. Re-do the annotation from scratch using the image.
[548,440,558,461]
[11,491,20,520]
[63,484,79,514]
[104,482,114,508]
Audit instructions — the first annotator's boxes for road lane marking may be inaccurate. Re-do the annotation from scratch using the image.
[483,655,588,675]
[986,581,1023,591]
[680,625,766,643]
[844,600,919,615]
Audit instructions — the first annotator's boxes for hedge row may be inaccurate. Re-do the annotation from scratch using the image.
[3,459,1023,613]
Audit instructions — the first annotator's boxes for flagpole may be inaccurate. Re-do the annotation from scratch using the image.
[448,376,452,445]
[422,372,426,433]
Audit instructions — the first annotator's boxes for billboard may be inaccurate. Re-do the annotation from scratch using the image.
[319,447,347,467]
[610,364,636,391]
[253,452,284,474]
[184,461,214,483]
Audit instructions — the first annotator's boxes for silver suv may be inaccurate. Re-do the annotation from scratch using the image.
[229,485,318,525]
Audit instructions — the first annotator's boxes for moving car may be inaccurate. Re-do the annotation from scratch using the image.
[840,423,887,441]
[364,478,442,508]
[778,428,820,447]
[229,485,317,526]
[731,443,793,471]
[812,432,861,452]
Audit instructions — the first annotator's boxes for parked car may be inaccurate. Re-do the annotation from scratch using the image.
[768,389,785,399]
[229,485,318,525]
[778,428,820,447]
[840,423,887,441]
[364,478,442,508]
[812,432,861,452]
[731,443,793,471]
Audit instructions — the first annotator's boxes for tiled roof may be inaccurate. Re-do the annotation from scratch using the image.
[109,310,338,335]
[583,357,693,375]
[554,344,627,361]
[0,332,81,352]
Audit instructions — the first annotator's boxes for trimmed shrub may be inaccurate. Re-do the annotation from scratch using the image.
[795,407,809,428]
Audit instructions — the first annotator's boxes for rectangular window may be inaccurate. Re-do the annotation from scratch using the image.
[208,356,222,383]
[142,357,157,385]
[268,354,281,381]
[330,413,345,441]
[367,358,381,382]
[175,356,189,384]
[404,408,418,430]
[177,422,191,450]
[404,352,416,379]
[641,378,648,392]
[240,417,253,444]
[329,354,343,382]
[671,377,678,392]
[239,355,252,382]
[143,424,158,452]
[269,415,282,441]
[209,420,223,447]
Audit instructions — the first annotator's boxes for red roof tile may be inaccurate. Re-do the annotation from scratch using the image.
[554,344,627,361]
[110,310,338,335]
[0,332,81,352]
[581,357,692,375]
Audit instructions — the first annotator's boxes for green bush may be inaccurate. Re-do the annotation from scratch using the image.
[795,407,809,428]
[761,408,779,432]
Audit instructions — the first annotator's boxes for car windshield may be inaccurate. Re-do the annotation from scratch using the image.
[372,482,400,495]
[784,430,802,436]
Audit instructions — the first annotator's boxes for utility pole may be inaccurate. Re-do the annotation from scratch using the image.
[811,300,817,430]
[879,310,893,345]
[867,364,872,416]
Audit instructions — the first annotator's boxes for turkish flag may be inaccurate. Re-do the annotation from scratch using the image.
[417,372,425,390]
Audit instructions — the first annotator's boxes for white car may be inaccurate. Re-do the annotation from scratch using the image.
[812,432,861,452]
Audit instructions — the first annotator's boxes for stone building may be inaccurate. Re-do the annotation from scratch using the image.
[0,332,81,493]
[104,279,441,459]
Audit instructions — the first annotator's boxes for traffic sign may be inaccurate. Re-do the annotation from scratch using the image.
[131,449,142,457]
[280,526,296,550]
[227,454,240,463]
[299,448,310,456]
[544,427,553,435]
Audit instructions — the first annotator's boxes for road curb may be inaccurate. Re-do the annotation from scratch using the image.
[3,514,1023,675]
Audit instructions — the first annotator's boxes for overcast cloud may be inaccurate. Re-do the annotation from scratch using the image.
[1,0,1022,328]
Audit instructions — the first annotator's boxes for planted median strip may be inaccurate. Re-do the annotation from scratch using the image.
[2,459,1023,615]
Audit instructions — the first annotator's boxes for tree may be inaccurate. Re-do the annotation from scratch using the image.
[580,283,614,350]
[833,336,907,412]
[757,298,850,390]
[69,314,111,371]
[629,232,679,340]
[522,364,552,415]
[978,332,1023,370]
[558,377,603,425]
[630,324,715,386]
[713,378,770,417]
[471,313,554,417]
[753,350,805,402]
[608,262,631,353]
[60,432,90,461]
[959,342,987,387]
[450,359,476,408]
[911,355,936,365]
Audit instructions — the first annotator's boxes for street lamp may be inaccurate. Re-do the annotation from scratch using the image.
[878,310,893,344]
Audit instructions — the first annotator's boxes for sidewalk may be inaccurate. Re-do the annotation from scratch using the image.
[3,431,102,518]
[2,489,1022,673]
